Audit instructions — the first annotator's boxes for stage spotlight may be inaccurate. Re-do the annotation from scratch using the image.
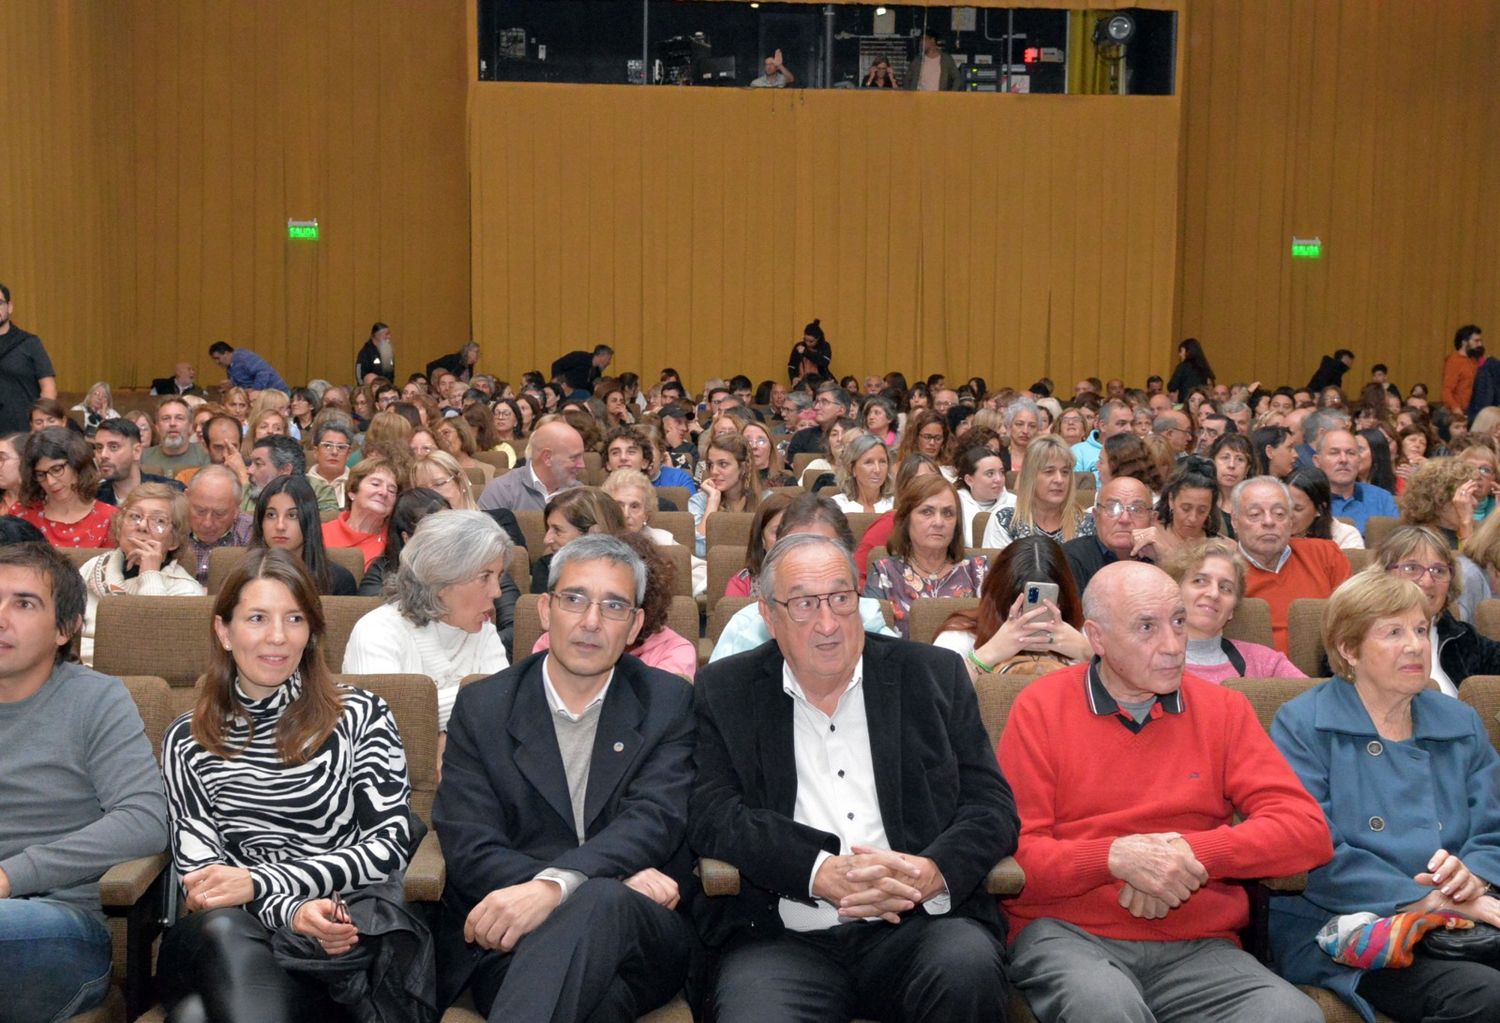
[1093,12,1136,46]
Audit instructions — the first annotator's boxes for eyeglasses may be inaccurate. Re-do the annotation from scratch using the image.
[1097,500,1152,518]
[548,590,636,622]
[125,512,172,533]
[768,589,860,623]
[1472,465,1497,478]
[318,442,351,453]
[1388,562,1452,581]
[33,463,71,482]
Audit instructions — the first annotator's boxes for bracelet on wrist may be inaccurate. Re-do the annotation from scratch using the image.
[967,650,995,675]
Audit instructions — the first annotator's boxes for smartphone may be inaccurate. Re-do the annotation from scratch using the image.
[1023,581,1059,622]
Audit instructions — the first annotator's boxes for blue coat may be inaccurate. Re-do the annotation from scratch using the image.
[1269,678,1500,1022]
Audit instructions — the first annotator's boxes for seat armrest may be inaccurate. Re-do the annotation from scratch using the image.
[986,857,1025,896]
[699,858,741,896]
[99,853,170,908]
[403,831,446,903]
[1259,872,1308,893]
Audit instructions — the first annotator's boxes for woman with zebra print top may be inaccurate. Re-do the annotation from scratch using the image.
[156,548,413,1023]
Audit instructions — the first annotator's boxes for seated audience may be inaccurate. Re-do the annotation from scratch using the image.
[357,487,448,597]
[1210,432,1254,532]
[19,427,119,547]
[409,450,525,555]
[249,475,358,596]
[244,434,337,514]
[1270,570,1500,1022]
[601,469,706,597]
[689,433,763,557]
[954,444,1015,546]
[151,362,202,397]
[532,487,626,594]
[28,397,70,432]
[934,534,1091,677]
[863,474,986,638]
[1135,463,1220,562]
[1315,427,1400,535]
[532,531,697,680]
[344,510,511,743]
[1232,475,1351,653]
[983,434,1091,547]
[182,465,254,586]
[1398,456,1489,619]
[321,456,400,570]
[689,532,1018,1023]
[743,419,796,488]
[488,398,525,468]
[999,560,1332,1023]
[307,417,355,505]
[1251,424,1297,479]
[157,549,413,1022]
[830,434,893,514]
[1162,538,1302,683]
[433,416,492,483]
[1285,465,1364,549]
[720,491,796,599]
[1373,523,1500,691]
[141,397,209,477]
[0,542,169,1022]
[477,420,586,513]
[712,494,896,660]
[1000,397,1041,473]
[71,382,119,432]
[92,416,184,506]
[1062,476,1156,594]
[434,533,693,1022]
[78,482,204,664]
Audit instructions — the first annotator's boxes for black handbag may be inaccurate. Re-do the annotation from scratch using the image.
[1424,921,1500,965]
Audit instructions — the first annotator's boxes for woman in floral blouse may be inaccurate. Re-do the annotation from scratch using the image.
[863,473,986,638]
[18,427,118,548]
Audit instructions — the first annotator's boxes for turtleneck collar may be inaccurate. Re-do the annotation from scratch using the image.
[234,671,303,717]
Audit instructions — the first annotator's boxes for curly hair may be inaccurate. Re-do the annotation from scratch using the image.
[1398,456,1474,528]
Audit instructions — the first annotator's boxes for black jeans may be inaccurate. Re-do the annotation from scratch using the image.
[157,908,353,1023]
[702,915,1007,1023]
[1356,951,1500,1023]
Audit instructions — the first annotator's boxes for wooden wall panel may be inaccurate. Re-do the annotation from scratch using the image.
[0,0,470,392]
[470,86,1183,389]
[1177,0,1500,393]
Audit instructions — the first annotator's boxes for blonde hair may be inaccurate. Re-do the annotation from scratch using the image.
[1323,570,1427,679]
[1161,537,1246,599]
[1398,457,1475,528]
[601,468,653,500]
[1012,434,1081,539]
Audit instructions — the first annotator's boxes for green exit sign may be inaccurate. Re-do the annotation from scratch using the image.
[1291,236,1321,259]
[287,219,319,241]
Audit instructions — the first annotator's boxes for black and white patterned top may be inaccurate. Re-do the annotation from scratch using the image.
[162,675,413,930]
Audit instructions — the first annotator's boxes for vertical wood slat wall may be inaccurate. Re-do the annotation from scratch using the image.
[0,0,470,391]
[469,86,1183,390]
[1176,0,1500,393]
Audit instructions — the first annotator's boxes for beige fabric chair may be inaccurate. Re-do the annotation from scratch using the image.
[1222,597,1274,648]
[1286,598,1330,677]
[907,597,980,646]
[655,487,691,515]
[94,596,216,713]
[504,544,531,595]
[61,547,111,569]
[1474,599,1500,643]
[321,596,388,673]
[704,512,754,551]
[513,510,546,554]
[648,510,694,548]
[1458,676,1500,752]
[705,546,747,615]
[1343,548,1374,574]
[1363,515,1400,550]
[210,547,363,595]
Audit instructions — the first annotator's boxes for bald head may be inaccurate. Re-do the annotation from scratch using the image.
[187,464,242,543]
[1094,476,1153,557]
[1082,562,1186,700]
[530,420,586,491]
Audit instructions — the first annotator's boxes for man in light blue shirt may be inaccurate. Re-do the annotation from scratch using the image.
[1072,399,1135,482]
[1314,428,1399,536]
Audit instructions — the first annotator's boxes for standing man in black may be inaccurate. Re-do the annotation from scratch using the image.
[426,341,481,385]
[356,321,396,384]
[434,533,695,1022]
[0,283,57,434]
[551,345,614,396]
[689,532,1017,1022]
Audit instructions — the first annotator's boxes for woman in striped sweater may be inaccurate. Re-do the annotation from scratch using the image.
[156,549,413,1023]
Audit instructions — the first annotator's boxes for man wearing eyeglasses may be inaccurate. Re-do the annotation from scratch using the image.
[1152,409,1194,457]
[689,532,1018,1022]
[434,533,695,1022]
[785,383,852,461]
[1232,476,1350,654]
[1063,477,1158,595]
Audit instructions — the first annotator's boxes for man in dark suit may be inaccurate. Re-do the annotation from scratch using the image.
[433,533,696,1022]
[149,361,205,397]
[550,344,613,395]
[688,532,1018,1021]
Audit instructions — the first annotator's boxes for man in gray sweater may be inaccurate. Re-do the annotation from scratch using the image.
[0,543,169,1020]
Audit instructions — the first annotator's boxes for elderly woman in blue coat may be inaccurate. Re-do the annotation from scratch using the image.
[1269,570,1500,1022]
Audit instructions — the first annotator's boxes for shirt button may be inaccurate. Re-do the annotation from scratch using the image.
[829,724,836,732]
[847,812,855,820]
[837,770,845,778]
[1369,816,1386,832]
[1366,740,1384,757]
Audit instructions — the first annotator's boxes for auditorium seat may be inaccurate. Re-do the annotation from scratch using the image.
[654,486,691,514]
[1343,548,1374,574]
[844,511,885,545]
[704,546,746,615]
[1474,599,1500,643]
[1286,598,1330,678]
[648,510,694,548]
[704,512,754,551]
[790,452,820,479]
[907,597,980,646]
[1363,516,1399,550]
[60,546,110,569]
[503,544,530,594]
[472,450,511,473]
[1458,675,1500,751]
[1222,596,1274,648]
[513,510,545,554]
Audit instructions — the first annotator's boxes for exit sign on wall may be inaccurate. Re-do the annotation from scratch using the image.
[1291,235,1321,259]
[287,219,319,241]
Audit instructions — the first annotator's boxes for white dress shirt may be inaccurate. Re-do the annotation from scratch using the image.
[779,657,949,931]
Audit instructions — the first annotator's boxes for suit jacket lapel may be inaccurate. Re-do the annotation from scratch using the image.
[508,665,577,833]
[862,651,906,851]
[582,668,644,831]
[755,652,798,817]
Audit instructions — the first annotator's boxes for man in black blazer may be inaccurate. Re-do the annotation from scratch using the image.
[434,533,696,1022]
[689,532,1019,1021]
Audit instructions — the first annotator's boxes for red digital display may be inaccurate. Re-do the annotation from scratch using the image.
[1023,47,1041,63]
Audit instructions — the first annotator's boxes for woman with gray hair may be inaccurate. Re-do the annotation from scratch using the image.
[343,509,511,753]
[1001,397,1042,474]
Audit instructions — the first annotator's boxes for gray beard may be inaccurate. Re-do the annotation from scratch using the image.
[160,434,189,455]
[376,339,394,366]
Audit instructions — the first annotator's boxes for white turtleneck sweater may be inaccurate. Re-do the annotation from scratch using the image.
[342,602,509,729]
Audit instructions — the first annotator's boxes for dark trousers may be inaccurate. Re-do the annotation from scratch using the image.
[1357,952,1500,1022]
[702,915,1006,1023]
[469,878,690,1023]
[157,908,353,1023]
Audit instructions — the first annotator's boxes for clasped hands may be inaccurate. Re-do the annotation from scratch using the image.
[1404,849,1500,925]
[1108,832,1210,920]
[812,845,943,924]
[465,868,680,952]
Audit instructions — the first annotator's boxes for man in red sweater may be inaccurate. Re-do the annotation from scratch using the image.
[998,562,1332,1022]
[1233,476,1350,653]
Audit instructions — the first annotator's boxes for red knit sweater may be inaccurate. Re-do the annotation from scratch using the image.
[1243,537,1349,654]
[996,664,1332,945]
